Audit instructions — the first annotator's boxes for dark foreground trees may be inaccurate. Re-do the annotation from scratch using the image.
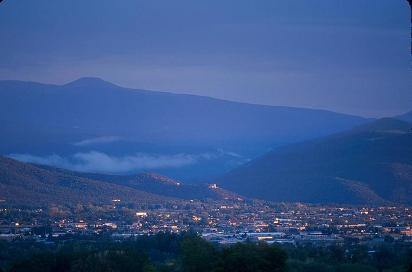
[9,248,151,272]
[1,234,288,272]
[179,237,287,272]
[217,242,286,272]
[0,233,411,272]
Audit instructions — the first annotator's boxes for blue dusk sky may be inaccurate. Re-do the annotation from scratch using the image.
[0,0,411,117]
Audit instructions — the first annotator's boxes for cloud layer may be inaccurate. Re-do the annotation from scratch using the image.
[73,136,122,147]
[9,151,200,174]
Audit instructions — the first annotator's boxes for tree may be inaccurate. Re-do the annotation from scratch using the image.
[10,252,60,272]
[259,243,288,272]
[336,264,376,272]
[373,245,395,272]
[327,245,345,264]
[180,236,220,272]
[218,243,287,272]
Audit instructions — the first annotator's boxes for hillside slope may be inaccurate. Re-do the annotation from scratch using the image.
[219,118,412,204]
[80,172,242,201]
[0,157,175,207]
[34,165,243,201]
[0,157,241,207]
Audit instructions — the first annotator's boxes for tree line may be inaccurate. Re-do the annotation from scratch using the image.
[0,233,411,272]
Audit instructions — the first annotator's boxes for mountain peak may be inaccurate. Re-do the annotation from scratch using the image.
[64,77,118,89]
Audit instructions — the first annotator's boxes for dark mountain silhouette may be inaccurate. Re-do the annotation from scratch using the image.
[0,157,241,207]
[0,78,367,180]
[34,164,242,201]
[0,157,174,207]
[219,118,412,205]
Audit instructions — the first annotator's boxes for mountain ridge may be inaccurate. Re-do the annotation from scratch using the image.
[0,156,176,207]
[0,157,241,207]
[63,77,119,89]
[218,118,412,205]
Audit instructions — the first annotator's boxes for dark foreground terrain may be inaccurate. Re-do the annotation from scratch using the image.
[1,232,412,272]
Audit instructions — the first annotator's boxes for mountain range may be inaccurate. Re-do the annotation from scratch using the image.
[219,118,412,205]
[2,78,411,205]
[0,78,367,181]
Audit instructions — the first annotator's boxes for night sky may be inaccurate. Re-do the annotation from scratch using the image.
[0,0,411,117]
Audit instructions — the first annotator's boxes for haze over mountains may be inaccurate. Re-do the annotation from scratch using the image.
[219,118,412,205]
[0,77,367,181]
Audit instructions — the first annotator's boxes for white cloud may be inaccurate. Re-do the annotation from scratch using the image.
[73,136,122,146]
[8,149,245,174]
[8,151,198,174]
